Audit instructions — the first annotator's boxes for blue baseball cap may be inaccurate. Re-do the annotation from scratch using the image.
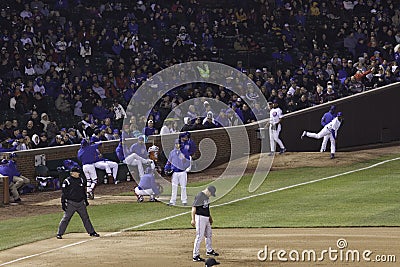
[90,136,99,143]
[174,138,180,144]
[113,129,119,134]
[81,139,89,146]
[337,112,343,117]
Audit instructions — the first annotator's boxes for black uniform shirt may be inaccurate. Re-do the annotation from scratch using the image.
[61,176,87,202]
[192,192,210,217]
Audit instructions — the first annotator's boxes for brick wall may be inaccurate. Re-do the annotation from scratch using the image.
[2,82,399,184]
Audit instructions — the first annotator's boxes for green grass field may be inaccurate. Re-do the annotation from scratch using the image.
[0,154,399,251]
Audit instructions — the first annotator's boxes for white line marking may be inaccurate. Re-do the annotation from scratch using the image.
[1,157,399,266]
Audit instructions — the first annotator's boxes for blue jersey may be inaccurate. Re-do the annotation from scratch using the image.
[0,161,20,183]
[180,139,196,158]
[138,173,160,195]
[129,143,148,159]
[143,126,156,136]
[115,142,125,161]
[321,111,336,127]
[77,144,99,164]
[165,148,190,172]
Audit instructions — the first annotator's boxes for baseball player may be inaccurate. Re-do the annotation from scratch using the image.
[0,153,30,201]
[266,100,286,155]
[0,159,23,203]
[92,141,119,184]
[124,135,154,178]
[56,166,100,239]
[179,131,196,159]
[134,167,160,202]
[191,185,219,262]
[77,139,98,199]
[165,138,191,206]
[301,112,344,159]
[320,105,337,152]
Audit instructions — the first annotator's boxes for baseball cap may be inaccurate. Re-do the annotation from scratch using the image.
[207,185,216,197]
[205,258,220,266]
[70,166,81,173]
[337,112,343,117]
[330,105,336,111]
[60,128,66,132]
[113,129,120,134]
[90,136,100,143]
[138,135,145,141]
[174,138,180,144]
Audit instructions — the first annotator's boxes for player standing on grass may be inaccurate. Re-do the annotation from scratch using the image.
[301,112,344,159]
[165,138,191,206]
[320,105,337,153]
[191,185,219,262]
[56,166,99,239]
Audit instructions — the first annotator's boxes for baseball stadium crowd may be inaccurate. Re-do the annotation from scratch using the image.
[0,0,400,152]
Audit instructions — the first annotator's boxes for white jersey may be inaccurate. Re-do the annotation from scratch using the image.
[325,117,341,131]
[269,107,283,125]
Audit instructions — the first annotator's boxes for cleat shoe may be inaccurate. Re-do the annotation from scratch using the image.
[330,153,335,159]
[149,197,159,202]
[167,202,175,206]
[90,232,100,237]
[137,195,144,202]
[206,250,220,256]
[301,131,307,139]
[114,180,119,185]
[56,234,62,239]
[192,255,205,262]
[268,152,274,156]
[182,203,187,206]
[88,192,94,200]
[279,148,286,154]
[14,198,22,203]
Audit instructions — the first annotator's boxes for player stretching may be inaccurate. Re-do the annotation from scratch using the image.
[77,139,98,199]
[320,105,337,152]
[301,112,343,159]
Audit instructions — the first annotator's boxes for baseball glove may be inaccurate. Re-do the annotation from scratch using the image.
[165,169,174,176]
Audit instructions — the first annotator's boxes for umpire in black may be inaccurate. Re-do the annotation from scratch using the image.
[56,166,99,239]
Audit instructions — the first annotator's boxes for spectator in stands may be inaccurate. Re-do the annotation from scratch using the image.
[55,93,71,115]
[143,120,158,136]
[35,132,49,148]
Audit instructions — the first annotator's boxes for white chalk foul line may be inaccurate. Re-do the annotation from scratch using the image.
[1,156,399,266]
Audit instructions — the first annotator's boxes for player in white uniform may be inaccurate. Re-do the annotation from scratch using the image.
[301,112,343,159]
[266,100,286,155]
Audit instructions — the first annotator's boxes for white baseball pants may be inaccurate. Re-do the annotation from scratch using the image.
[306,127,336,154]
[124,153,150,178]
[170,171,187,205]
[134,187,155,196]
[83,164,97,192]
[320,135,330,152]
[269,124,285,152]
[193,214,213,257]
[94,161,118,178]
